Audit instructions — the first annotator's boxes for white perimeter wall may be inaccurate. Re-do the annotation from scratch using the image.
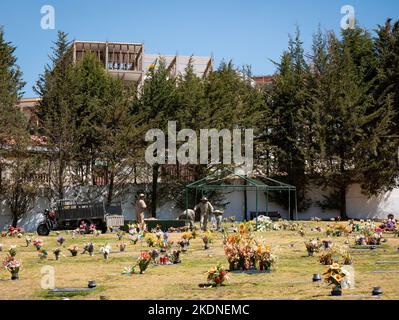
[1,183,397,231]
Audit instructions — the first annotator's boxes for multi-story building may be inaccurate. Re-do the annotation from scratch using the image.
[72,40,213,87]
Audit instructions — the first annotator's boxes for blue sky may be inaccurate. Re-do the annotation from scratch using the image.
[1,0,398,98]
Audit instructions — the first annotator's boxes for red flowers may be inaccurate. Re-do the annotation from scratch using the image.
[215,277,221,284]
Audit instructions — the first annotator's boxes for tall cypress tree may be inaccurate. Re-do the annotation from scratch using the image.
[34,31,73,200]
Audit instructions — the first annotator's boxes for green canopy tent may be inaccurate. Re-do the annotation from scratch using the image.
[184,167,298,226]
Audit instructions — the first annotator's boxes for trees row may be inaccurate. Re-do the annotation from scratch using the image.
[0,19,399,225]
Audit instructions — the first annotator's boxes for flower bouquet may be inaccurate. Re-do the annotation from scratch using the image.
[100,244,111,260]
[89,224,97,234]
[128,223,138,235]
[33,239,44,250]
[53,248,62,260]
[129,234,139,245]
[116,231,125,241]
[137,251,151,274]
[3,255,21,280]
[117,242,127,252]
[304,239,322,256]
[79,221,87,234]
[323,263,350,296]
[122,266,136,275]
[68,245,79,257]
[169,250,181,264]
[206,263,229,287]
[145,233,156,247]
[202,231,213,250]
[322,240,333,249]
[25,236,32,247]
[8,245,17,257]
[149,249,160,262]
[178,240,189,252]
[82,242,95,256]
[38,248,48,260]
[255,245,278,272]
[181,231,193,241]
[56,236,65,246]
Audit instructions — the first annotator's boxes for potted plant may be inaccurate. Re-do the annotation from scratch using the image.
[323,263,350,296]
[206,263,229,287]
[137,251,151,274]
[68,245,79,257]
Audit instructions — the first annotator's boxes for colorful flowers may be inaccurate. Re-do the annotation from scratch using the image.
[137,251,151,274]
[56,236,65,246]
[53,248,62,260]
[33,239,44,250]
[89,224,97,234]
[100,244,111,259]
[82,242,95,256]
[117,242,127,252]
[68,245,79,256]
[3,246,21,280]
[255,245,278,271]
[206,263,229,287]
[304,239,323,256]
[323,263,350,290]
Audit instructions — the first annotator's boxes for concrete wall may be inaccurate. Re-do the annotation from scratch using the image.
[1,183,396,231]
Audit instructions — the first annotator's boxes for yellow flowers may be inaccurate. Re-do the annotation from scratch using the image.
[239,223,246,235]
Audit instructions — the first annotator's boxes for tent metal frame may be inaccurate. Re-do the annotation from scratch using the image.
[184,167,298,227]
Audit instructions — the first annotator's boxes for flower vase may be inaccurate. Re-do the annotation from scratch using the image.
[71,251,77,257]
[331,286,342,296]
[259,262,264,271]
[103,253,109,260]
[308,251,313,257]
[55,253,60,261]
[11,271,19,281]
[120,247,125,252]
[204,243,209,250]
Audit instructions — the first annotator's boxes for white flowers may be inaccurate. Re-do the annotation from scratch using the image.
[100,245,111,255]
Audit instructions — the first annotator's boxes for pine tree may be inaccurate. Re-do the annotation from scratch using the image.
[0,26,40,227]
[133,58,178,217]
[34,31,73,200]
[267,28,311,215]
[316,30,395,219]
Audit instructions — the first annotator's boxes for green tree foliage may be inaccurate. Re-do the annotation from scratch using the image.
[0,26,41,227]
[34,31,73,200]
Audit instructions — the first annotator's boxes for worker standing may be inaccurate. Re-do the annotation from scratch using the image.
[135,193,147,228]
[194,197,214,231]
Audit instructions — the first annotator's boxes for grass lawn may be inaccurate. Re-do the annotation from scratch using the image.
[0,221,398,300]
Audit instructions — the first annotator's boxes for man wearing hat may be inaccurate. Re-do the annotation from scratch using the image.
[194,197,214,231]
[135,193,147,226]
